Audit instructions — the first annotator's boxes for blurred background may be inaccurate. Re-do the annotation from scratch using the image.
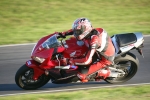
[0,0,150,45]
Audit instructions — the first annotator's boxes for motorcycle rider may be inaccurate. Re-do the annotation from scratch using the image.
[57,18,115,82]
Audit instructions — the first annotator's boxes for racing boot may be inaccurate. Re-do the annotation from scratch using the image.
[77,57,112,83]
[95,68,110,79]
[77,73,88,83]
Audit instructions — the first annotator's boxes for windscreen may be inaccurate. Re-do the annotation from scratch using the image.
[42,34,61,49]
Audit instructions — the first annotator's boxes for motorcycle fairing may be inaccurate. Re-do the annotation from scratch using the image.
[25,34,89,81]
[26,60,45,80]
[62,37,88,58]
[31,33,55,56]
[31,34,65,59]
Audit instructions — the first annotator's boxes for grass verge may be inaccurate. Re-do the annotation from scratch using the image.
[0,85,150,100]
[0,0,150,45]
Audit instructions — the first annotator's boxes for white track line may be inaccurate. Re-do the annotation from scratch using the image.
[0,83,150,97]
[0,35,150,48]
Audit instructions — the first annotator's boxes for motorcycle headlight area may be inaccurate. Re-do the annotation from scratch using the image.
[32,57,45,63]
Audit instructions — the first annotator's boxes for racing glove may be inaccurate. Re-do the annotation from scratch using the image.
[57,32,66,38]
[69,58,75,65]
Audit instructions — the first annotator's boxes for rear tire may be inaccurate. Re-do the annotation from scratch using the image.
[105,53,139,84]
[15,64,50,90]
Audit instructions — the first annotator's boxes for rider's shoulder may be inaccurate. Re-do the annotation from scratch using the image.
[95,28,104,33]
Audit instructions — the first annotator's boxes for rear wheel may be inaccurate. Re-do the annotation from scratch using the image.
[15,64,50,90]
[105,53,139,83]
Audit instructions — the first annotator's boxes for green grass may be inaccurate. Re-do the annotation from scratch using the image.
[0,85,150,100]
[0,0,150,45]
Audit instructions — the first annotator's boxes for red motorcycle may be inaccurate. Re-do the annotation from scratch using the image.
[15,32,144,90]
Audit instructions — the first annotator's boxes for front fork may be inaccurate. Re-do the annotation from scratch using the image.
[26,60,45,80]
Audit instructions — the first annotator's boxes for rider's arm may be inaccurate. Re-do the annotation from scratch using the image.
[62,29,74,36]
[73,35,99,65]
[57,29,74,38]
[73,48,96,65]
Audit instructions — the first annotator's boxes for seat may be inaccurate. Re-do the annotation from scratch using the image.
[115,33,137,47]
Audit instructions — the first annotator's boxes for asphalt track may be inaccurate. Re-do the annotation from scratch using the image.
[0,36,150,96]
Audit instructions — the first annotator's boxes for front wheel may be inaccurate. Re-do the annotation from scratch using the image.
[105,53,139,84]
[15,64,51,90]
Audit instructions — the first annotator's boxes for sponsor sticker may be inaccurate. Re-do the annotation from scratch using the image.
[27,60,31,65]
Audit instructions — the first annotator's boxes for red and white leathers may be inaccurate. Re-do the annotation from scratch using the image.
[62,28,115,82]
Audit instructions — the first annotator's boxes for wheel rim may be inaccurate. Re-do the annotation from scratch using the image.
[19,69,43,87]
[107,60,137,82]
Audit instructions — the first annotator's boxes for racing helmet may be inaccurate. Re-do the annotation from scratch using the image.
[72,18,93,40]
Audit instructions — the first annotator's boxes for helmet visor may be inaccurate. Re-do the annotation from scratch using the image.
[74,29,82,37]
[74,25,85,37]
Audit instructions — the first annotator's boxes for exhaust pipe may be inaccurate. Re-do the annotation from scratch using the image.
[107,67,125,78]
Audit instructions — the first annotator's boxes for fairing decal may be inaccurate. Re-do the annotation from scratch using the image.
[26,60,44,80]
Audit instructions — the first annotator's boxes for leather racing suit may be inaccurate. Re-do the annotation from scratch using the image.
[61,28,115,82]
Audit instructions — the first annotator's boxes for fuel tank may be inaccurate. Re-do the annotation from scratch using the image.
[62,37,88,58]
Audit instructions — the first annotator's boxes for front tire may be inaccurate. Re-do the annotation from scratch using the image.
[15,64,50,90]
[105,53,139,84]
